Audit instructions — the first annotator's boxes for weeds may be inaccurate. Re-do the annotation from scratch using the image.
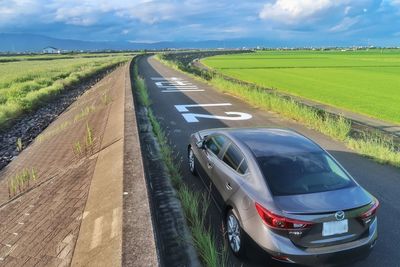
[101,92,112,105]
[16,137,23,152]
[8,168,38,198]
[73,105,96,122]
[71,122,96,158]
[133,59,225,267]
[85,122,94,147]
[73,141,82,156]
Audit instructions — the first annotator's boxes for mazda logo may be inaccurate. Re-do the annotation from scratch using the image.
[335,211,345,221]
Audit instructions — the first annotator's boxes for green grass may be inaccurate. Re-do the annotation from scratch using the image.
[132,59,225,267]
[0,54,131,128]
[157,53,400,168]
[202,49,400,124]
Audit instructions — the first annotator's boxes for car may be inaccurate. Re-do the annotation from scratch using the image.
[187,128,379,266]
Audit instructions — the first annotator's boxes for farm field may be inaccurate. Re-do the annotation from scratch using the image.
[0,53,131,128]
[202,50,400,124]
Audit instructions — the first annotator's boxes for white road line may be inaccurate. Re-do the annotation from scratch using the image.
[174,103,232,112]
[151,77,181,80]
[162,89,204,93]
[110,207,121,238]
[162,86,197,89]
[182,112,253,123]
[90,217,103,250]
[155,83,195,88]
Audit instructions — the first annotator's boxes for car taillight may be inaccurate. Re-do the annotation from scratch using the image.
[255,203,313,230]
[359,199,379,223]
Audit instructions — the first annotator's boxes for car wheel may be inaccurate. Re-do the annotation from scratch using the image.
[226,209,246,257]
[188,147,197,176]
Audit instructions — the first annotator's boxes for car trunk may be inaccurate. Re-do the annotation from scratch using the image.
[273,186,372,248]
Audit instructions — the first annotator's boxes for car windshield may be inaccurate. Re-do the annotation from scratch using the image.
[257,152,355,196]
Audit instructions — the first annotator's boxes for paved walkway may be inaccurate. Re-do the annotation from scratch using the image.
[0,61,157,266]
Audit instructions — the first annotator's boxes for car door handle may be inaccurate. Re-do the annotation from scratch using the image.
[225,182,233,191]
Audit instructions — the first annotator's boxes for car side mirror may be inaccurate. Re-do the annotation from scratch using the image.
[196,140,205,149]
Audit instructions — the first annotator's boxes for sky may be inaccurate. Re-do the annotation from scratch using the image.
[0,0,400,46]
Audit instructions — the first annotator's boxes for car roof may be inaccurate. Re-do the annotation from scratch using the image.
[213,128,323,157]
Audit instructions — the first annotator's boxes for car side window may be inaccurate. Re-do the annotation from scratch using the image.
[237,159,248,175]
[205,135,227,156]
[222,143,247,174]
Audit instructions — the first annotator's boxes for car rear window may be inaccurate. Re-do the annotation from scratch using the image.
[257,152,354,196]
[223,143,246,174]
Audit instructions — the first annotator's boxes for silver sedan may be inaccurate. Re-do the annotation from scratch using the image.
[188,128,378,266]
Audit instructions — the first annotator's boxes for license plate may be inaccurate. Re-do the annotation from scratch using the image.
[322,220,348,236]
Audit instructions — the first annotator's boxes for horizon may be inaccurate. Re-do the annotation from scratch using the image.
[0,0,400,48]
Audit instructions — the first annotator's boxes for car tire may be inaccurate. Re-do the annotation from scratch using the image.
[188,147,198,176]
[226,209,247,257]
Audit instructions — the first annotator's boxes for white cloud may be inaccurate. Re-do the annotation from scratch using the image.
[344,6,352,15]
[330,16,360,32]
[258,0,361,25]
[0,0,41,24]
[54,6,99,26]
[390,0,400,5]
[117,2,179,24]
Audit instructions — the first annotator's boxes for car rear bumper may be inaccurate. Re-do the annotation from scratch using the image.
[246,216,377,266]
[268,236,375,266]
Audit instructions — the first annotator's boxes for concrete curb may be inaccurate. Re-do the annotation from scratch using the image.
[122,60,159,266]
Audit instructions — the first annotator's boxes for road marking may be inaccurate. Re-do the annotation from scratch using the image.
[175,103,232,112]
[174,103,252,123]
[182,112,253,123]
[110,207,121,238]
[151,77,181,81]
[162,89,205,93]
[152,77,203,93]
[90,217,103,250]
[162,85,198,89]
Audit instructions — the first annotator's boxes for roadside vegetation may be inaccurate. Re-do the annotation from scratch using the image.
[0,54,130,128]
[133,61,225,267]
[157,54,400,168]
[202,50,400,124]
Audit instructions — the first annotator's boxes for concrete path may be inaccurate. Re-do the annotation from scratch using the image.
[0,61,158,267]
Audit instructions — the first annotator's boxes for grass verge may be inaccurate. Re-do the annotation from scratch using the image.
[133,59,225,267]
[0,56,129,129]
[156,54,400,168]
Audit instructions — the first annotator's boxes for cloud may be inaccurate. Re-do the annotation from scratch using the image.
[0,0,41,24]
[117,2,180,24]
[330,16,360,32]
[259,0,342,24]
[0,0,399,46]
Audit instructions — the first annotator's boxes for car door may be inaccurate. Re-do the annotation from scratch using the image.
[198,134,229,183]
[213,141,248,202]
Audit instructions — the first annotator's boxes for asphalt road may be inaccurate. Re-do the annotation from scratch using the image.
[138,55,400,267]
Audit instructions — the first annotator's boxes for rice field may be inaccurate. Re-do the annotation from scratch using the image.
[202,50,400,124]
[0,54,131,128]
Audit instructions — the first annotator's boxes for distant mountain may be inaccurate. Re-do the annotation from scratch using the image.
[0,33,273,52]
